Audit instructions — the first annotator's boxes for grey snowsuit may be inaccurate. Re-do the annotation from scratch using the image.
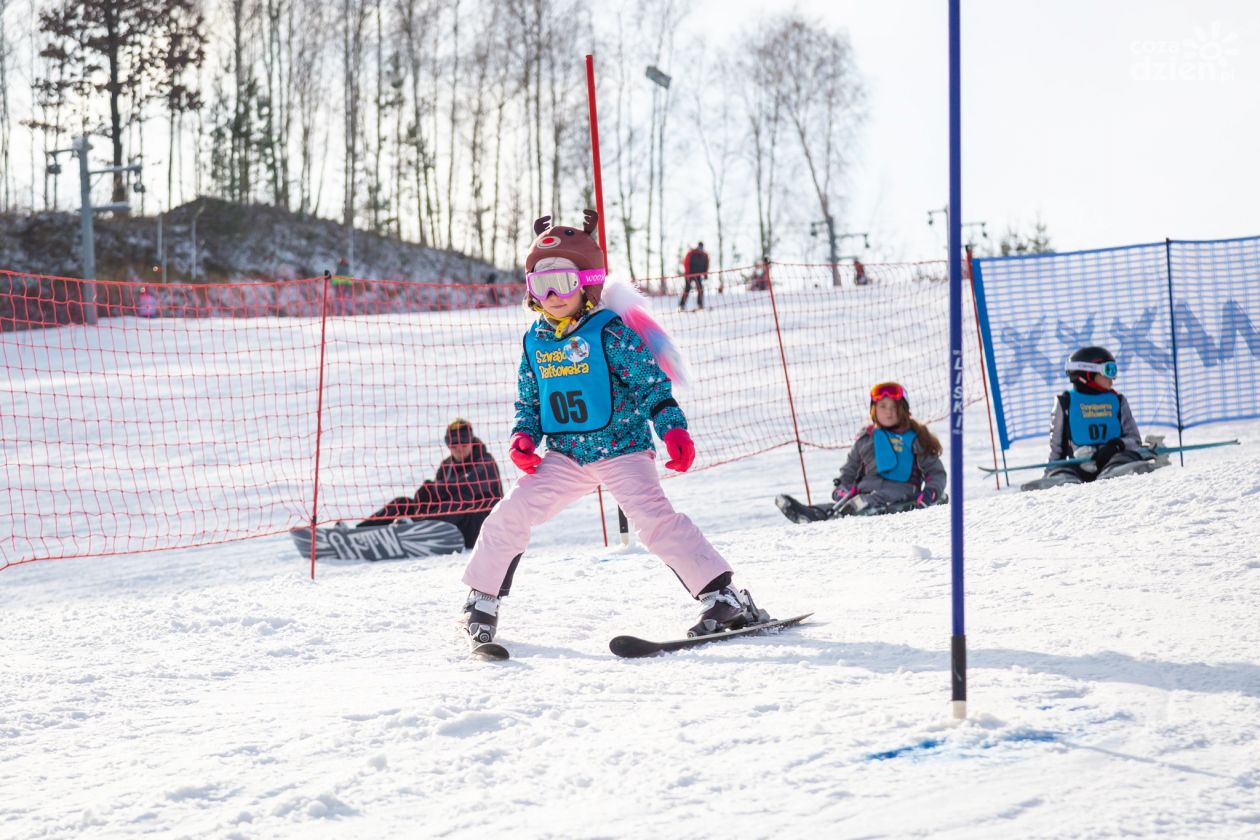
[1041,389,1149,485]
[837,425,948,509]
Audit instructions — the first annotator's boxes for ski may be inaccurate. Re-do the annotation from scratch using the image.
[609,612,813,659]
[977,439,1239,476]
[471,641,510,661]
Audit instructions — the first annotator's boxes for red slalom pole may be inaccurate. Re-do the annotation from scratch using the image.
[310,271,333,579]
[584,54,614,551]
[585,55,610,264]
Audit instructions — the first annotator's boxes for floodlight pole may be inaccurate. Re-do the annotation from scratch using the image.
[645,65,671,280]
[947,0,967,721]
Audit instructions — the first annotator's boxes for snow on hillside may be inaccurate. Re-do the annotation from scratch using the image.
[2,310,1259,837]
[0,198,509,284]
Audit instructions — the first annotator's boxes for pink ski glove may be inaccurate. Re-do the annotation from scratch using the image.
[508,433,541,474]
[663,428,695,473]
[832,483,858,504]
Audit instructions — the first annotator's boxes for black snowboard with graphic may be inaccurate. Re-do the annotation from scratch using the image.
[290,519,464,562]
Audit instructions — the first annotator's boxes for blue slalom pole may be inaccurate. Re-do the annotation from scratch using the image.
[948,0,967,720]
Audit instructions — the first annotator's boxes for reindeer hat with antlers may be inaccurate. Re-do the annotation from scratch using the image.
[524,209,606,307]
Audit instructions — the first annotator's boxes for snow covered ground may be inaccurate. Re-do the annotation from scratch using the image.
[3,283,1259,838]
[3,399,1258,838]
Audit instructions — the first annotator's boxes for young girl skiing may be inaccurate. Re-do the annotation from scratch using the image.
[1021,346,1160,491]
[460,211,765,646]
[775,382,946,523]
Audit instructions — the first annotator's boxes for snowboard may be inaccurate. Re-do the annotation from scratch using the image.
[289,519,464,562]
[609,612,813,658]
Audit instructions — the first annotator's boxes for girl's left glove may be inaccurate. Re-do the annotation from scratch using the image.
[915,487,940,508]
[662,428,695,472]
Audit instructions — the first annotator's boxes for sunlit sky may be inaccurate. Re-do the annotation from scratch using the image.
[685,0,1260,261]
[4,0,1257,268]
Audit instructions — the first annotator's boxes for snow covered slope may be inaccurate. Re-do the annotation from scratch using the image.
[3,406,1258,838]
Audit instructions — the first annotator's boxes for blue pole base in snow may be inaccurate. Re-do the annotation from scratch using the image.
[952,633,967,719]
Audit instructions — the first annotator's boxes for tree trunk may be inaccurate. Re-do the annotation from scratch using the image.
[489,96,505,266]
[0,0,10,211]
[372,0,384,233]
[104,2,125,207]
[444,0,460,250]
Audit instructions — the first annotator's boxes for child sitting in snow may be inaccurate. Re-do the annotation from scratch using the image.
[459,211,768,646]
[1021,346,1162,491]
[775,382,946,523]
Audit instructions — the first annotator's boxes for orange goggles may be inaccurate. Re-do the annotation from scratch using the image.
[870,382,905,402]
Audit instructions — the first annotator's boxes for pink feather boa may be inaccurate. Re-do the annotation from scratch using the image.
[600,279,690,388]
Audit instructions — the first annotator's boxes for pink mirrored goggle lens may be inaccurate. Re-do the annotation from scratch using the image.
[525,267,606,299]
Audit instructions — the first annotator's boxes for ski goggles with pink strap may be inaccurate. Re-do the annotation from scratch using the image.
[525,267,606,299]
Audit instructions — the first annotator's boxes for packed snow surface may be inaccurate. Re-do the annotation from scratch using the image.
[3,308,1259,838]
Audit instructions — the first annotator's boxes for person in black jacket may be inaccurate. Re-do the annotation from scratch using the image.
[359,418,504,547]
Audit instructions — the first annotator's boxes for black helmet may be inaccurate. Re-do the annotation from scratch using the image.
[1065,346,1117,387]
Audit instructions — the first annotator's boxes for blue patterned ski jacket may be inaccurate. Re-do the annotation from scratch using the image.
[513,308,687,465]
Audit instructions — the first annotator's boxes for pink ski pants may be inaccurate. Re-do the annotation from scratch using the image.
[462,450,732,598]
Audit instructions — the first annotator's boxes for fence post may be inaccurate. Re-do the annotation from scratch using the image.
[763,260,812,504]
[1163,238,1186,464]
[309,271,333,579]
[966,245,1004,489]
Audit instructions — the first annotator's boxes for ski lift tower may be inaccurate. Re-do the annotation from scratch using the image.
[47,135,143,324]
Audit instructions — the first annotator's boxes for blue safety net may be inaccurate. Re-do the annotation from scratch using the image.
[973,236,1260,448]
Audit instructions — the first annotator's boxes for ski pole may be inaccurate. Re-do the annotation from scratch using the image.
[977,439,1240,475]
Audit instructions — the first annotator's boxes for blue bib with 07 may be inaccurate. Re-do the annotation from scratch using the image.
[525,309,617,434]
[872,428,917,483]
[1067,391,1121,447]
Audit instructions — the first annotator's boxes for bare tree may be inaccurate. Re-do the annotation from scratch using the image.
[33,0,205,210]
[157,0,206,210]
[606,10,645,281]
[762,14,863,284]
[387,42,405,240]
[26,1,79,209]
[292,0,325,217]
[367,0,389,233]
[398,0,438,246]
[738,27,786,264]
[544,1,592,225]
[483,3,515,266]
[442,0,460,248]
[258,0,294,209]
[690,48,740,285]
[0,0,13,210]
[464,17,494,259]
[627,0,683,281]
[342,0,368,245]
[212,0,261,204]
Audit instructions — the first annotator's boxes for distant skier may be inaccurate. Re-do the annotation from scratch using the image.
[137,287,158,318]
[678,241,709,311]
[359,418,503,548]
[775,382,947,522]
[1021,346,1163,491]
[459,211,766,646]
[852,258,868,286]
